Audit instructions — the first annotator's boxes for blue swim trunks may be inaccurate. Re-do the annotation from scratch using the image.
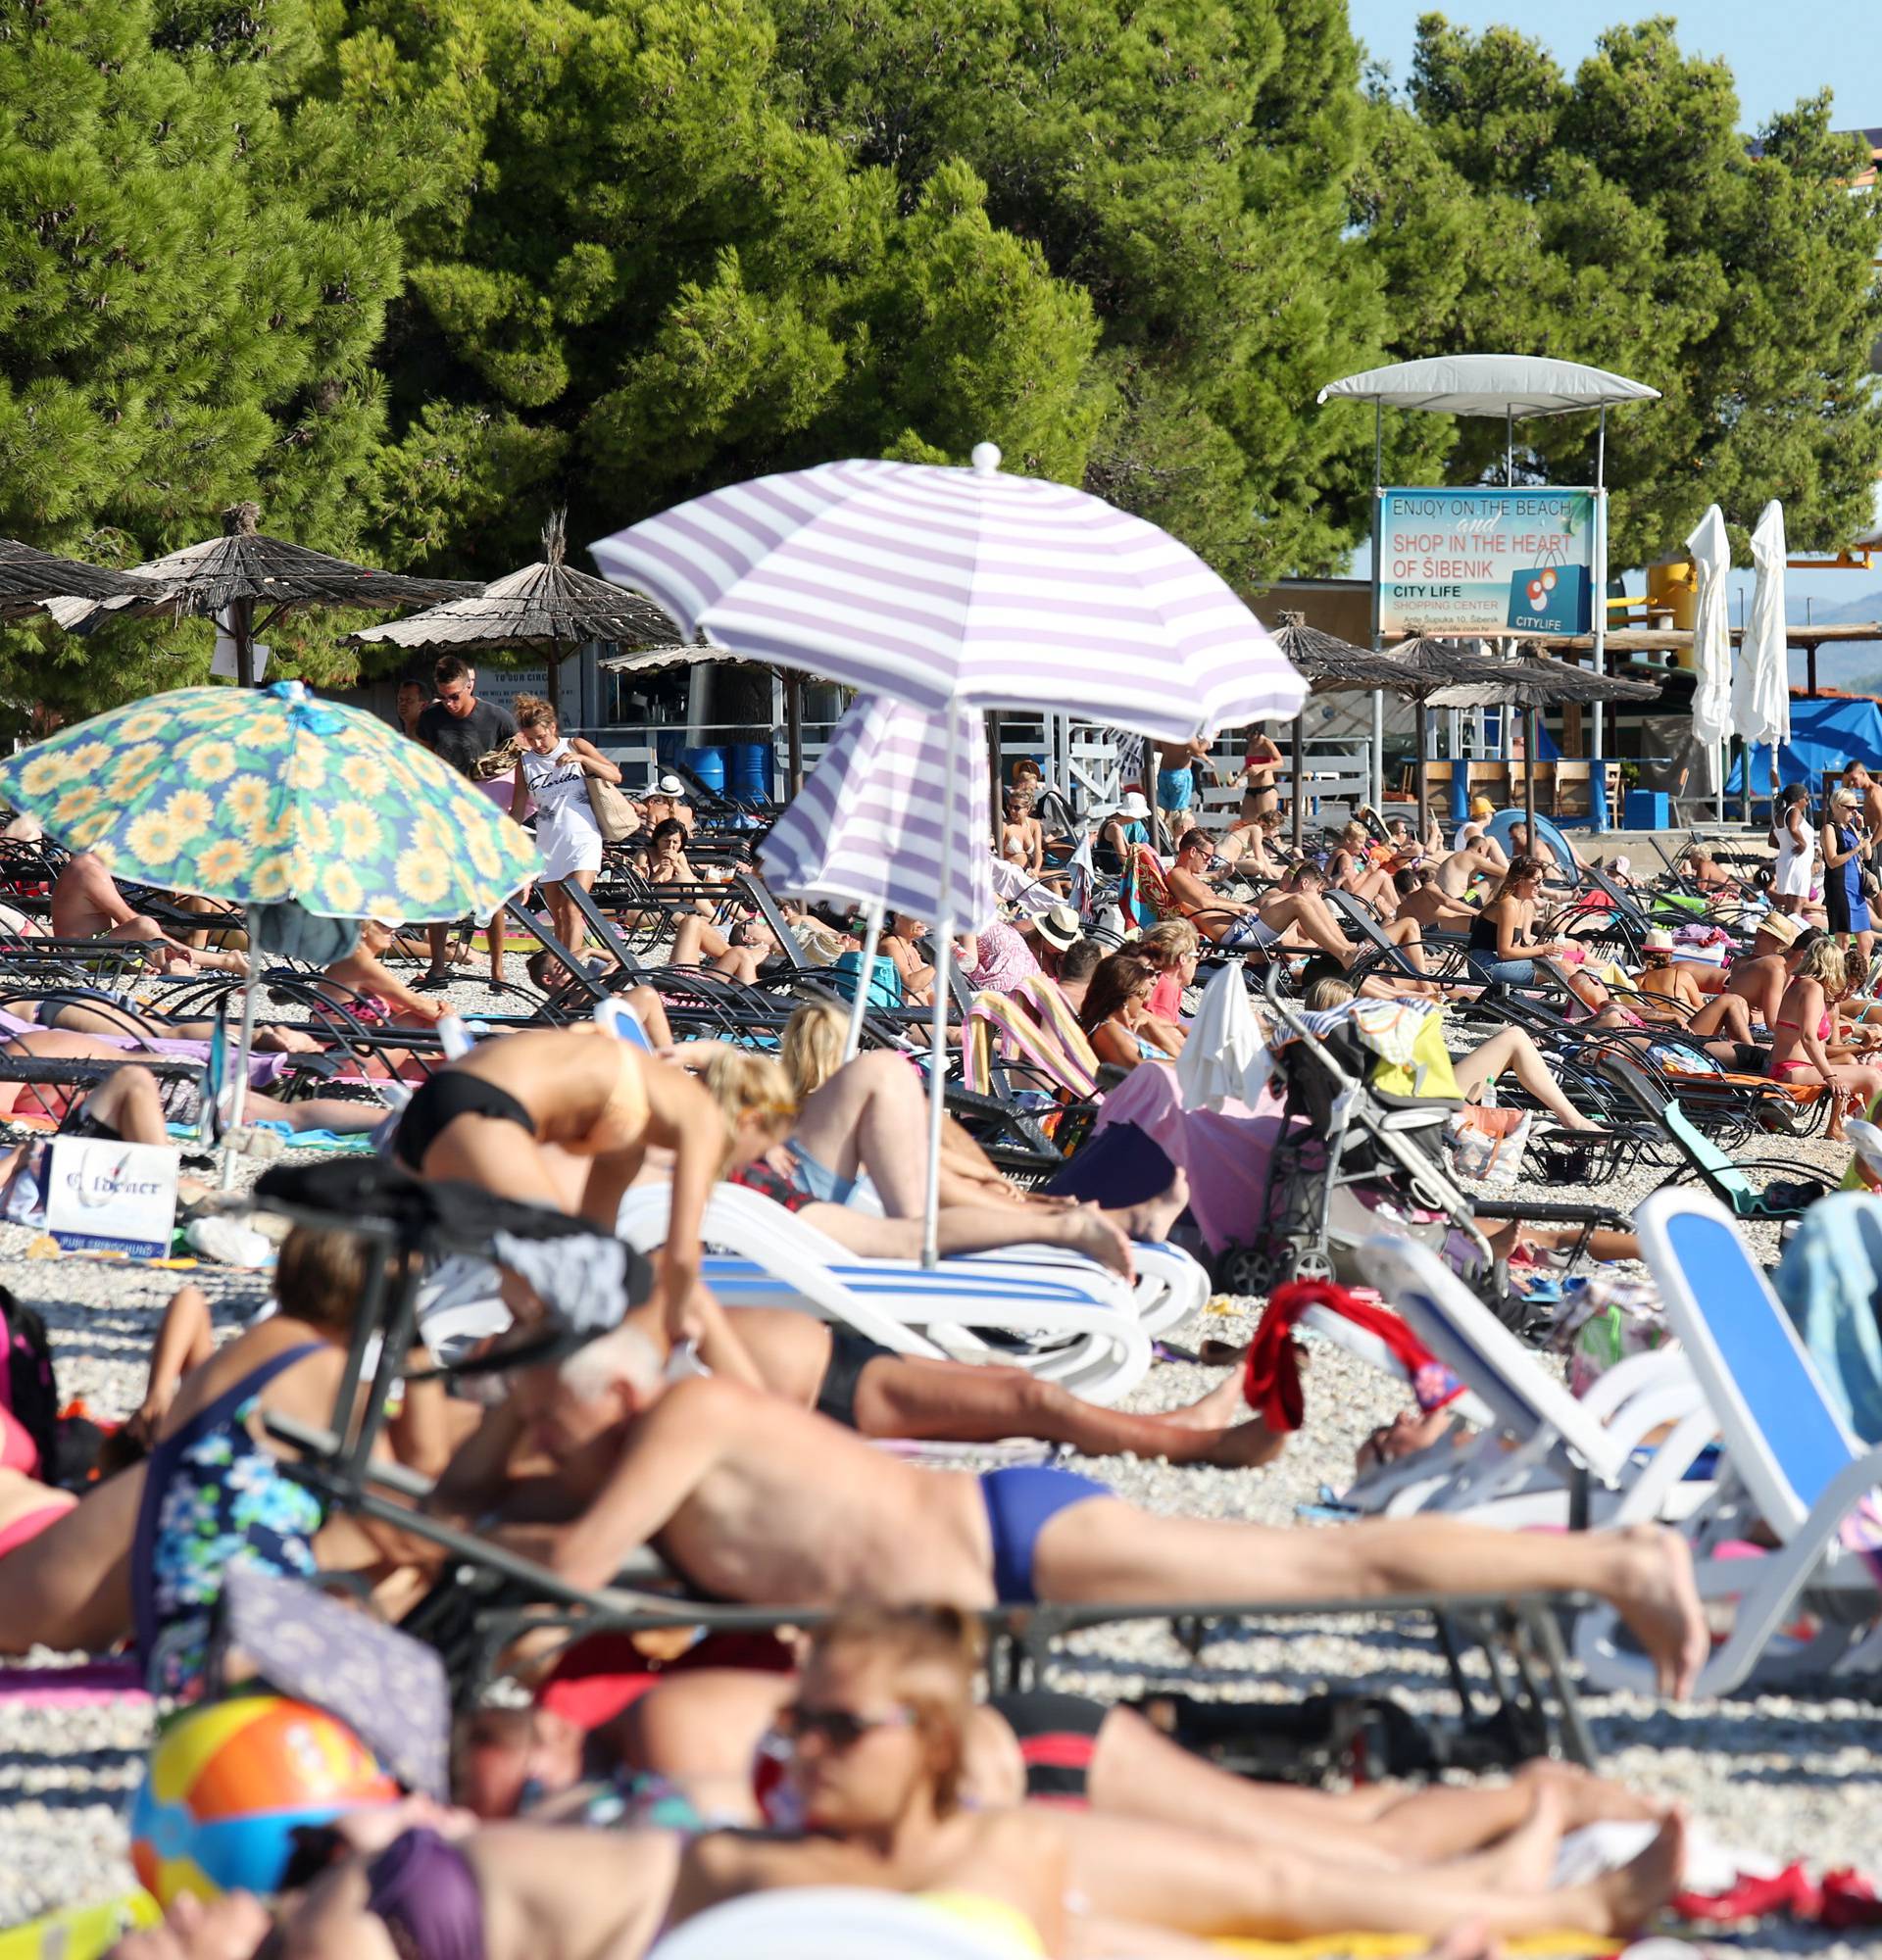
[1156,767,1195,813]
[980,1465,1112,1603]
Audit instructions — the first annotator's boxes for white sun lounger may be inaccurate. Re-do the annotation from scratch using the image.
[618,1183,1153,1405]
[1575,1189,1882,1695]
[1357,1230,1709,1527]
[649,1890,1022,1960]
[839,1179,1208,1337]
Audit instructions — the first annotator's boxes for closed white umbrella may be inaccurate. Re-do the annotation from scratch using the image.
[1737,501,1792,807]
[761,694,993,1063]
[595,444,1304,1261]
[1686,504,1734,813]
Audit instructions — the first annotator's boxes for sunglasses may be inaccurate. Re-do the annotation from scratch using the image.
[769,1700,915,1753]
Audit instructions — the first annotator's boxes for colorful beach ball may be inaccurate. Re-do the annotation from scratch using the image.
[129,1697,398,1905]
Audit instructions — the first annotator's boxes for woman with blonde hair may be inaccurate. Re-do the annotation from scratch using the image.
[1136,920,1199,1032]
[1767,934,1882,1138]
[781,998,851,1104]
[509,695,623,967]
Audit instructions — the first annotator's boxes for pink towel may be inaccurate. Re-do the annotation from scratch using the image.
[1091,1062,1284,1252]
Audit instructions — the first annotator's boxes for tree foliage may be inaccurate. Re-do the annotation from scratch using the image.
[1350,13,1882,564]
[0,0,455,718]
[1,3,1879,728]
[350,0,1105,578]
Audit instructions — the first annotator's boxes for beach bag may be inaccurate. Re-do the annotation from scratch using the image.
[1443,1104,1533,1187]
[826,950,904,1012]
[0,1287,58,1479]
[585,771,641,843]
[1552,1275,1672,1397]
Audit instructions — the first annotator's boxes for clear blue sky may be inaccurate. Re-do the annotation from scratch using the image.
[1346,1,1881,134]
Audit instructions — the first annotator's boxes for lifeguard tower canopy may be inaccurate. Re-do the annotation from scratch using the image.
[1316,355,1660,418]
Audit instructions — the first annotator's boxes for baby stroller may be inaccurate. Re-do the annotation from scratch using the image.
[1223,972,1497,1298]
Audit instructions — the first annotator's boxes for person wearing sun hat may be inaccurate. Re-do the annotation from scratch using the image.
[1022,901,1087,980]
[1097,790,1154,874]
[1722,908,1823,1034]
[642,772,694,835]
[1632,921,1758,1050]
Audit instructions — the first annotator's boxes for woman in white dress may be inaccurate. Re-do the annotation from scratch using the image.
[511,695,623,963]
[1770,781,1817,916]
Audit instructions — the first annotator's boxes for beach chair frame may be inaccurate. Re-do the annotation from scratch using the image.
[1572,1189,1882,1696]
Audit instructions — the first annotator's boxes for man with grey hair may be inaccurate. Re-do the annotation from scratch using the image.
[460,1331,1710,1700]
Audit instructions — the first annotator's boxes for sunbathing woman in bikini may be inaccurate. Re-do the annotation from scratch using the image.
[1766,936,1882,1141]
[663,1605,1689,1951]
[390,1025,730,1337]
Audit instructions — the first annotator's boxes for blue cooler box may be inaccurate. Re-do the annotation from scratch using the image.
[1622,789,1669,830]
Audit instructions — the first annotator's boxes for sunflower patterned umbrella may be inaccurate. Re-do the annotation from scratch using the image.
[0,680,537,1137]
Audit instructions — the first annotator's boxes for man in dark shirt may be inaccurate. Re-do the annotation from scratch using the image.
[415,655,519,989]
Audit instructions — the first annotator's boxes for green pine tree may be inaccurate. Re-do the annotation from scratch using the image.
[1353,14,1882,566]
[0,0,445,723]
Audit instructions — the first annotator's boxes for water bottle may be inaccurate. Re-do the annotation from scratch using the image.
[437,1015,477,1059]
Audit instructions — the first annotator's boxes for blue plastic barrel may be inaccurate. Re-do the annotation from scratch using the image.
[679,745,726,795]
[728,740,772,802]
[654,729,683,766]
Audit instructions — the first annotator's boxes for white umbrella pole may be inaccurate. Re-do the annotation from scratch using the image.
[219,905,263,1189]
[843,903,884,1063]
[922,714,962,1268]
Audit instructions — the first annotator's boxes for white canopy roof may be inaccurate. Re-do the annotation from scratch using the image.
[1856,520,1882,551]
[1316,354,1659,418]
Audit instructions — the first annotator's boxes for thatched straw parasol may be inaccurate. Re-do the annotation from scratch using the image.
[1428,648,1660,837]
[347,513,679,709]
[1269,614,1408,847]
[46,503,478,685]
[1371,636,1548,835]
[0,539,153,621]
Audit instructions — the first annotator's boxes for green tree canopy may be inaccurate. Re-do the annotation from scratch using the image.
[0,0,449,719]
[352,0,1105,579]
[1351,13,1882,564]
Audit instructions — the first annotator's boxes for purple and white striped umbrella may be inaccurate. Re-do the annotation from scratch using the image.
[760,695,995,931]
[590,447,1304,741]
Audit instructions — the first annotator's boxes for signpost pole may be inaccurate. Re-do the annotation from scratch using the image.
[1591,410,1609,830]
[1369,404,1385,811]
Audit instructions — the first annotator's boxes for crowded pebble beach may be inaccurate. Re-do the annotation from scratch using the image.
[5,6,1882,1953]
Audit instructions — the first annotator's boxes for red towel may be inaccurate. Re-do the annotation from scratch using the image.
[1243,1279,1461,1432]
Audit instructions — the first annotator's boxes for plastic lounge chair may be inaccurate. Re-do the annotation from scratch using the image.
[1600,1053,1838,1219]
[1357,1232,1709,1527]
[1574,1189,1882,1696]
[616,1183,1154,1404]
[813,1145,1208,1340]
[648,1890,1026,1960]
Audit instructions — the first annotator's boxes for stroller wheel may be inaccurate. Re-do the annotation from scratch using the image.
[1212,1243,1271,1298]
[1282,1240,1336,1287]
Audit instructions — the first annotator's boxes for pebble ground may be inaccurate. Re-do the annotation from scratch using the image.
[1,958,1878,1957]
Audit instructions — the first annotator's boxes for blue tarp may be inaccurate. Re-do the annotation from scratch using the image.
[1727,696,1882,795]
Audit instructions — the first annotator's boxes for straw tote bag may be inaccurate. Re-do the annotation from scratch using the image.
[586,769,640,842]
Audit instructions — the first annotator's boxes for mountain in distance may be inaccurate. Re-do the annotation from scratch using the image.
[1789,588,1882,630]
[1784,587,1882,691]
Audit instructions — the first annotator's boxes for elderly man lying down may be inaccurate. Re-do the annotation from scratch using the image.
[448,1327,1709,1699]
